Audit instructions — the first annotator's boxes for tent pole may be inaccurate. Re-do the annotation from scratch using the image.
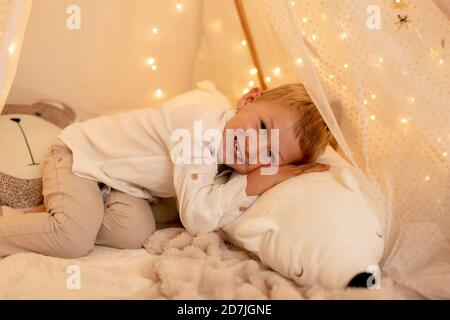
[234,0,268,90]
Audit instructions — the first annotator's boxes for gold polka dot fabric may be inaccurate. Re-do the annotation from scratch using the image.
[261,0,450,297]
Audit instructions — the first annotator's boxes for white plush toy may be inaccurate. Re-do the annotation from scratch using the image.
[0,102,76,209]
[222,146,385,289]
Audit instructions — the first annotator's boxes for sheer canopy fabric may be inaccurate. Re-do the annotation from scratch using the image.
[260,0,450,298]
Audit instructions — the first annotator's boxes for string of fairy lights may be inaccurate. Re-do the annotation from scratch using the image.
[3,0,448,167]
[143,0,447,132]
[145,1,285,98]
[4,0,446,94]
[286,0,449,170]
[292,0,448,188]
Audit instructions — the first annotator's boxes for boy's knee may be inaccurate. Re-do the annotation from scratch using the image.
[51,214,97,258]
[111,210,156,249]
[55,241,94,259]
[101,193,156,249]
[116,222,156,249]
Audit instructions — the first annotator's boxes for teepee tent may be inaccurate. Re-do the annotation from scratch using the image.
[0,0,449,299]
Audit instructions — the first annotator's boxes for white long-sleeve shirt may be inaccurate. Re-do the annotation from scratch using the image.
[58,101,257,234]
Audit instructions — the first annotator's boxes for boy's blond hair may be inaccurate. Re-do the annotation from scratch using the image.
[257,83,335,164]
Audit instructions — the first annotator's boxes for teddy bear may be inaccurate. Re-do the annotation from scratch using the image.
[0,101,76,209]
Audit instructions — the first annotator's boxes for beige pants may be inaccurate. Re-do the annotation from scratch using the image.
[0,140,156,258]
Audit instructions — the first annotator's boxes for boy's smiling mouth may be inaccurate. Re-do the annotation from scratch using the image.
[233,136,244,164]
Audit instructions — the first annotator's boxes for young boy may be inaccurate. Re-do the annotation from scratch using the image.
[0,84,333,258]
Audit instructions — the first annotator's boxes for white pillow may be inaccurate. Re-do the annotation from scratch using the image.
[222,146,384,289]
[0,102,76,209]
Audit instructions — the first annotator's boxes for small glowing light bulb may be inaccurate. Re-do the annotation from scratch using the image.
[363,99,368,105]
[378,57,384,63]
[152,27,159,34]
[341,32,347,39]
[151,65,158,71]
[344,63,349,69]
[241,40,247,47]
[371,94,376,100]
[176,2,183,11]
[439,59,444,65]
[147,57,156,65]
[7,44,16,55]
[155,89,163,98]
[400,117,408,124]
[302,17,308,23]
[243,88,250,94]
[409,97,415,103]
[273,67,281,76]
[265,76,272,83]
[443,152,448,157]
[248,80,255,87]
[370,114,376,121]
[311,34,317,41]
[290,1,296,6]
[329,74,335,79]
[296,57,303,65]
[250,68,258,75]
[425,176,430,182]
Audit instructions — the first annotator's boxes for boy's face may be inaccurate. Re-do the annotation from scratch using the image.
[221,87,303,174]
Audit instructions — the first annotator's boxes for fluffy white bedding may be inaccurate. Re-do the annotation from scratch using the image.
[0,228,419,300]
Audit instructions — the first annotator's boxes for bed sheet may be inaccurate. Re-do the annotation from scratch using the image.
[0,227,420,300]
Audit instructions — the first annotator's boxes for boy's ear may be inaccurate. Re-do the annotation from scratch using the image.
[236,87,263,110]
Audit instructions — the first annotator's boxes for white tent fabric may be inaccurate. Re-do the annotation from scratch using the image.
[1,0,449,298]
[3,0,203,120]
[0,0,31,113]
[259,0,450,298]
[192,0,301,102]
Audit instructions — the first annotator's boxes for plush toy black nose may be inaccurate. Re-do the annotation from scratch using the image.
[10,118,21,123]
[347,272,374,288]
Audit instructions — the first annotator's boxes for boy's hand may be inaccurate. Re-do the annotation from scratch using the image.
[246,163,330,196]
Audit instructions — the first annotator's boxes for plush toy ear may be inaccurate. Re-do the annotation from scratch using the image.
[234,217,279,252]
[34,101,77,127]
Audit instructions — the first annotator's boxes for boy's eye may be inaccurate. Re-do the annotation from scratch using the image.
[260,120,267,130]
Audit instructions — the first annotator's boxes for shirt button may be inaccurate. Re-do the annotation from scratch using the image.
[191,173,198,180]
[239,206,247,212]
